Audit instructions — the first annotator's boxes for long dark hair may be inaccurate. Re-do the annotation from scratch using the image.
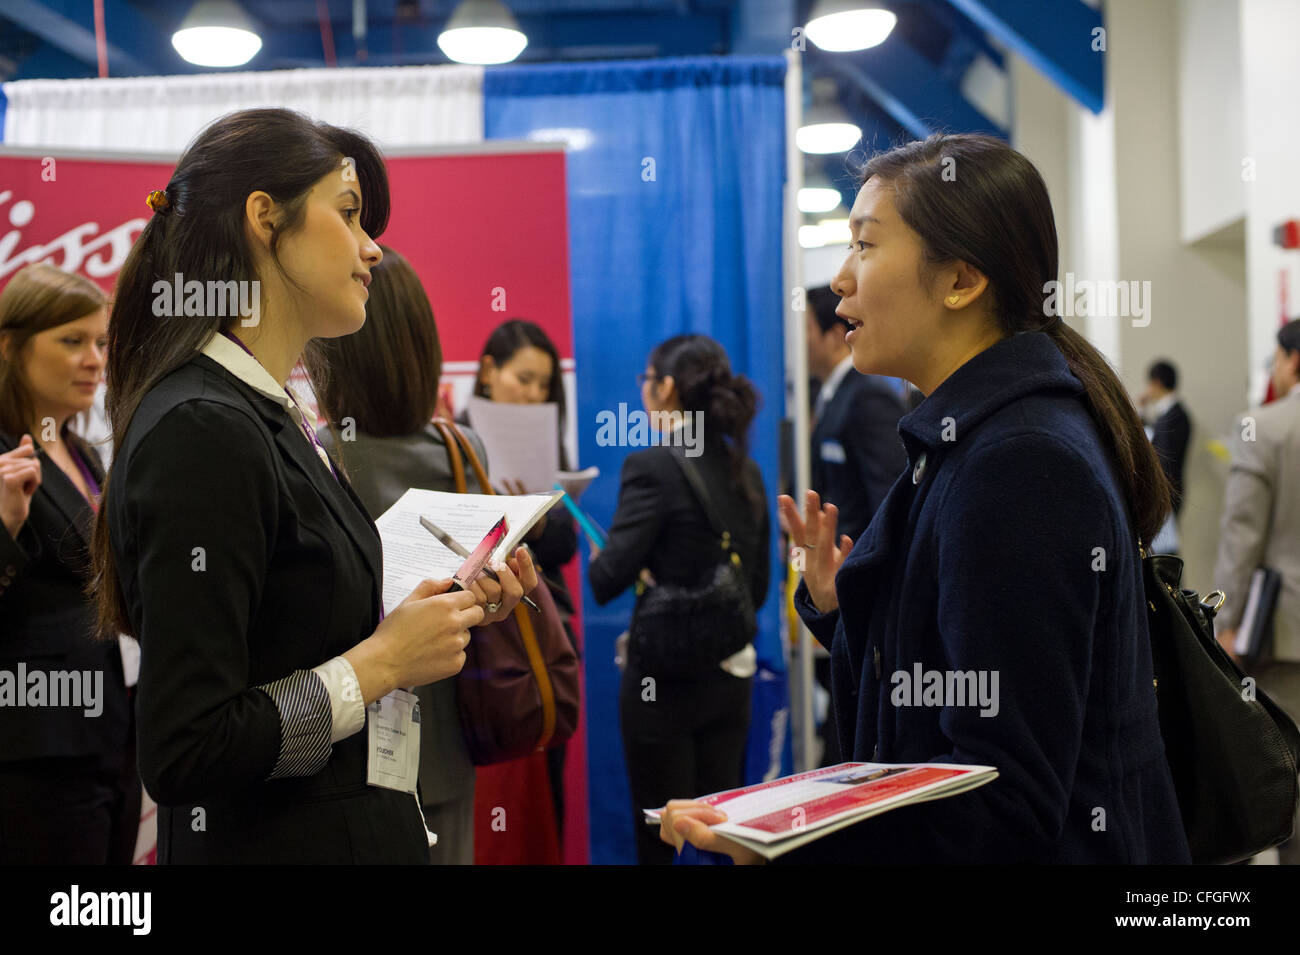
[473,319,570,471]
[315,244,442,442]
[858,134,1170,543]
[89,107,391,640]
[648,334,760,509]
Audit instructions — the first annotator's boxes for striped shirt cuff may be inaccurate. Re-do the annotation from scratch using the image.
[255,670,333,779]
[312,656,366,744]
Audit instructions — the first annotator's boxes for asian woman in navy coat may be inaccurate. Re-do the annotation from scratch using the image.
[660,134,1191,865]
[89,109,536,864]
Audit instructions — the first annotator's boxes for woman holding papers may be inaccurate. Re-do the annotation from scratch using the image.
[661,134,1190,864]
[0,264,138,864]
[471,319,580,834]
[88,109,536,864]
[590,334,769,865]
[315,244,494,864]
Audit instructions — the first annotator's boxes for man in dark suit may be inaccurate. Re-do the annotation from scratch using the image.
[1140,359,1192,517]
[806,286,908,544]
[805,286,908,765]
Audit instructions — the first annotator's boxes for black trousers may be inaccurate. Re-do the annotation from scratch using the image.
[620,663,752,865]
[0,749,142,865]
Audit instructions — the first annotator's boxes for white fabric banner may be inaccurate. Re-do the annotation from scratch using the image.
[2,63,484,153]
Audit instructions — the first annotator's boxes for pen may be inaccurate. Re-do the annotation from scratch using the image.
[419,515,542,613]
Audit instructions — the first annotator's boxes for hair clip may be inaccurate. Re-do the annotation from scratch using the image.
[145,189,172,215]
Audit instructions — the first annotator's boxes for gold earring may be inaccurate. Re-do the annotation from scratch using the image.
[947,295,960,305]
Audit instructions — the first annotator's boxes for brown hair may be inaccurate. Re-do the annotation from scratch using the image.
[858,134,1171,542]
[89,107,391,641]
[314,245,443,440]
[0,263,108,443]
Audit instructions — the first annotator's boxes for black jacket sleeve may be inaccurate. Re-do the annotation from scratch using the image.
[587,452,663,605]
[529,502,578,572]
[0,520,33,608]
[120,400,290,805]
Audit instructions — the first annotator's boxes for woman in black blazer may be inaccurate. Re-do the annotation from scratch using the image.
[89,108,536,864]
[0,263,138,864]
[660,135,1189,865]
[589,334,769,865]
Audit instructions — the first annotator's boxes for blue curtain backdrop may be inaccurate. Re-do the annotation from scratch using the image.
[485,55,791,864]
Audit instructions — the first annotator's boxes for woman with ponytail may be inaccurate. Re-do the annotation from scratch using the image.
[589,334,769,865]
[89,108,536,864]
[660,134,1190,864]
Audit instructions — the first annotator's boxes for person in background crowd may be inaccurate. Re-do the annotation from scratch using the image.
[89,107,534,864]
[1139,359,1191,554]
[805,285,909,765]
[0,263,139,864]
[659,133,1189,865]
[471,318,579,837]
[590,334,769,865]
[315,245,488,864]
[805,284,908,545]
[1213,318,1300,865]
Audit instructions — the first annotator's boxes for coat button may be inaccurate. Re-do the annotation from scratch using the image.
[912,452,927,485]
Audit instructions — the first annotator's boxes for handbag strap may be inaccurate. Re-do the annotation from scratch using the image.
[669,452,741,565]
[514,602,557,750]
[431,418,494,495]
[433,416,557,753]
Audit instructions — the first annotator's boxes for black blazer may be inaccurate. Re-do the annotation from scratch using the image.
[106,353,428,864]
[810,371,908,543]
[0,429,130,765]
[589,439,769,613]
[1150,400,1191,516]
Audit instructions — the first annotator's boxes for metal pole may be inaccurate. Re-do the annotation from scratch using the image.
[783,47,815,773]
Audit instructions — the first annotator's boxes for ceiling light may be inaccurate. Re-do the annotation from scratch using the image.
[172,0,262,68]
[805,0,897,53]
[438,0,528,65]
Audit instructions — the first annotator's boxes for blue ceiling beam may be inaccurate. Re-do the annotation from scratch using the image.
[252,12,730,66]
[943,0,1104,113]
[730,0,796,55]
[808,39,1007,140]
[0,0,159,76]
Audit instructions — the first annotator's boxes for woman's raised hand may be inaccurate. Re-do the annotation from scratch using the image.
[0,434,42,541]
[777,490,852,614]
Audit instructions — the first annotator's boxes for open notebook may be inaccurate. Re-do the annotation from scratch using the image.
[374,487,564,615]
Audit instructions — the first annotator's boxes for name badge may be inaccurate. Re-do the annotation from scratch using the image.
[366,688,420,794]
[820,439,847,464]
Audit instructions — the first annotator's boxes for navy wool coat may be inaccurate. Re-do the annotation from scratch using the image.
[784,332,1190,864]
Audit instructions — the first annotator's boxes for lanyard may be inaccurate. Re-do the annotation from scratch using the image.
[218,330,338,481]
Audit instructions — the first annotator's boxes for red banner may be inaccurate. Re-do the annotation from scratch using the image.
[0,145,587,866]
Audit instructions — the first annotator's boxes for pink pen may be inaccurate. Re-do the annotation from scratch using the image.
[450,515,508,592]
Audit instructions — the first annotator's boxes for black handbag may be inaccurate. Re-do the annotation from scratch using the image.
[1143,546,1300,864]
[627,454,757,677]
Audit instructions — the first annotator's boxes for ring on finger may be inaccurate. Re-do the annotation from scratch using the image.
[485,600,502,613]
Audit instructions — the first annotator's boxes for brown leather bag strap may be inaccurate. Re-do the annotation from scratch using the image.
[513,602,557,750]
[433,417,493,494]
[430,419,467,494]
